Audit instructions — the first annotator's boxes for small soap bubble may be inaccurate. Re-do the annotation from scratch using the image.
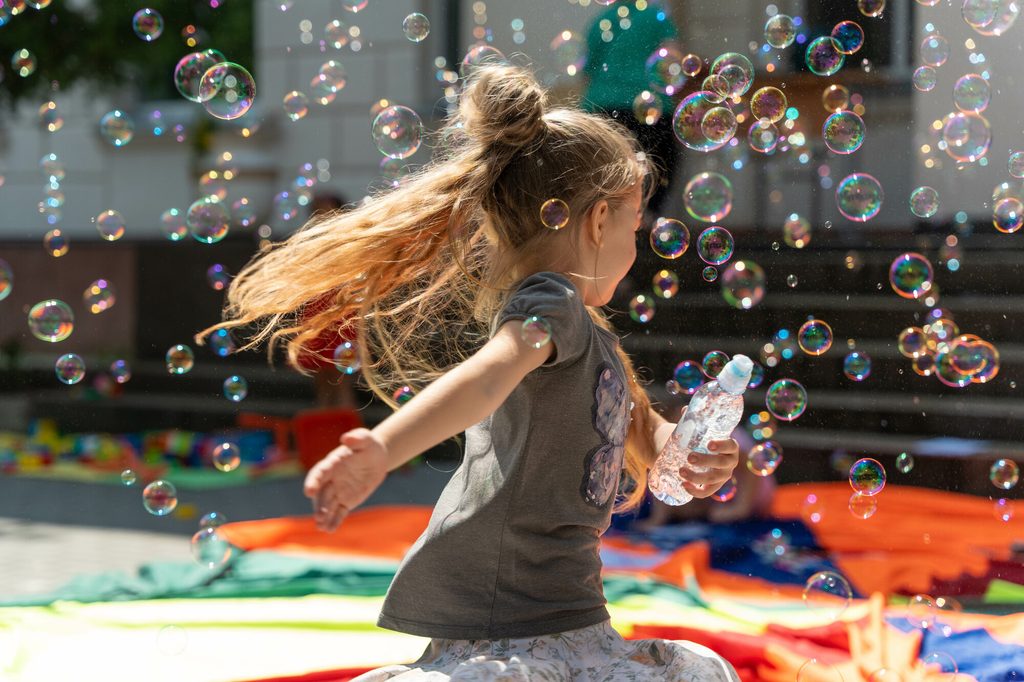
[700,106,737,145]
[673,360,704,394]
[43,229,68,257]
[672,91,732,152]
[787,274,799,288]
[96,209,126,241]
[12,48,36,77]
[798,319,833,356]
[696,226,734,265]
[784,214,811,248]
[100,110,134,146]
[223,375,248,402]
[121,469,137,486]
[836,173,883,222]
[889,253,933,299]
[711,477,737,502]
[83,279,116,314]
[212,442,241,472]
[953,73,990,113]
[920,33,950,66]
[644,44,686,95]
[460,44,508,79]
[540,198,570,230]
[913,65,938,92]
[333,340,361,375]
[341,0,367,11]
[848,492,878,519]
[1008,151,1024,178]
[907,594,937,629]
[551,30,586,76]
[199,62,256,121]
[191,527,232,568]
[896,451,914,473]
[372,105,423,159]
[748,363,765,389]
[994,498,1015,522]
[161,208,188,241]
[701,266,718,282]
[990,458,1020,490]
[629,295,656,323]
[701,74,730,103]
[187,196,230,244]
[282,91,309,121]
[710,52,754,96]
[0,260,11,301]
[748,119,779,153]
[652,269,679,299]
[922,652,958,675]
[750,87,787,124]
[849,457,886,496]
[822,84,850,112]
[38,100,62,132]
[166,344,195,374]
[805,36,845,76]
[143,479,178,516]
[206,264,230,291]
[649,218,689,258]
[898,327,928,358]
[764,14,796,48]
[393,386,415,405]
[963,0,1000,28]
[721,260,765,310]
[665,380,681,396]
[521,316,552,348]
[942,111,991,163]
[110,359,131,384]
[681,53,702,77]
[858,0,886,16]
[766,379,808,421]
[993,197,1023,233]
[632,90,663,125]
[701,350,729,378]
[199,511,227,530]
[802,493,825,525]
[831,20,865,54]
[802,571,853,621]
[132,8,164,41]
[402,12,430,42]
[747,441,783,476]
[843,351,872,381]
[28,299,74,342]
[910,186,940,218]
[823,111,866,155]
[55,353,85,385]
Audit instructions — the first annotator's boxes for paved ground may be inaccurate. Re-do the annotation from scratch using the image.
[0,464,455,600]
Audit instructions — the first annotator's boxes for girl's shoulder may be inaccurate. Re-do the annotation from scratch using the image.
[498,271,594,369]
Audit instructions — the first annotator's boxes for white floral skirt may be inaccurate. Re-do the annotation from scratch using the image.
[351,619,740,682]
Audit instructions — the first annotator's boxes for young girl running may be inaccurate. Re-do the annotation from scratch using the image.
[196,64,741,681]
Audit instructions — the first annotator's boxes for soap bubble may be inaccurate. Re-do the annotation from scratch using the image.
[199,511,227,530]
[701,74,730,103]
[460,44,508,79]
[393,386,415,405]
[710,52,754,97]
[684,172,733,222]
[711,477,737,502]
[922,652,958,675]
[993,197,1023,233]
[325,19,349,48]
[540,198,570,230]
[802,493,826,525]
[889,253,933,299]
[12,48,36,77]
[206,264,230,292]
[898,327,928,357]
[629,295,655,323]
[95,209,126,241]
[750,87,787,123]
[551,30,586,75]
[910,186,940,218]
[805,36,845,76]
[1008,151,1024,178]
[907,594,937,629]
[212,442,241,472]
[696,226,735,265]
[702,350,729,378]
[161,208,188,241]
[44,229,68,257]
[645,44,687,95]
[765,14,796,48]
[521,316,552,349]
[191,527,232,568]
[823,111,865,154]
[632,90,663,125]
[198,62,256,120]
[673,360,704,394]
[943,111,991,162]
[859,0,886,16]
[787,274,799,288]
[836,173,883,222]
[920,33,950,66]
[121,469,137,486]
[99,110,135,147]
[702,266,718,282]
[849,457,886,495]
[83,279,116,314]
[672,91,731,152]
[963,0,999,27]
[0,260,11,301]
[372,105,422,159]
[748,119,779,153]
[649,218,689,258]
[783,214,811,248]
[333,340,361,375]
[700,106,737,145]
[995,498,1015,522]
[166,344,194,374]
[223,375,248,402]
[822,84,850,112]
[747,442,783,476]
[831,21,865,54]
[798,319,833,356]
[849,492,879,519]
[681,53,702,76]
[187,196,230,244]
[913,65,938,92]
[55,353,85,385]
[766,379,808,421]
[843,351,872,381]
[990,458,1020,490]
[132,8,163,41]
[721,260,765,309]
[28,299,74,342]
[282,91,309,121]
[652,269,680,298]
[403,12,430,42]
[803,571,853,620]
[968,340,1000,384]
[970,0,1020,36]
[953,73,990,113]
[143,480,178,516]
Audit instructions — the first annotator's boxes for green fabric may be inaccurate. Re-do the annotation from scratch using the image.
[985,579,1024,604]
[11,460,303,489]
[582,2,678,113]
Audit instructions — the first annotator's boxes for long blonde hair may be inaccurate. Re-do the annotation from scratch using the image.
[194,64,658,513]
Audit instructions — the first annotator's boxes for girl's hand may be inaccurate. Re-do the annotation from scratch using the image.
[678,438,740,499]
[303,428,389,532]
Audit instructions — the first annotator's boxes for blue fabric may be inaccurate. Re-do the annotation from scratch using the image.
[888,618,1024,681]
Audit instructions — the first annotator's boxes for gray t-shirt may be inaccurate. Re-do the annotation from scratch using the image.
[377,271,630,640]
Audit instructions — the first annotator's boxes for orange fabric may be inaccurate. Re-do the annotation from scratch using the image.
[771,483,1023,596]
[292,408,364,471]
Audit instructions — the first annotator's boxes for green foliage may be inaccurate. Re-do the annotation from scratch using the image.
[0,1,253,109]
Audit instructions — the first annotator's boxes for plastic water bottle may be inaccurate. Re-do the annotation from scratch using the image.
[649,354,754,506]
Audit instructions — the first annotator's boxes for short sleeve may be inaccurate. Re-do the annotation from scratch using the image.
[497,272,592,369]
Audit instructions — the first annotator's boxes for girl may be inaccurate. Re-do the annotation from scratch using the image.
[195,64,741,681]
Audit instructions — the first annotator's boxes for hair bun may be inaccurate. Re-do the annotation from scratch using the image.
[459,64,547,150]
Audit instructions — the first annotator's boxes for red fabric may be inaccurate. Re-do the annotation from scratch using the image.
[296,292,356,372]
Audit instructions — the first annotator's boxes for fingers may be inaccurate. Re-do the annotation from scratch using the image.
[686,450,738,471]
[340,427,373,448]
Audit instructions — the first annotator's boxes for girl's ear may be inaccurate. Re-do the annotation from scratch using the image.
[585,199,610,248]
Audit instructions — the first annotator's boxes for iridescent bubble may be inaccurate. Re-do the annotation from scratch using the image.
[132,8,163,41]
[55,353,85,385]
[84,279,116,314]
[974,0,1019,36]
[896,452,914,474]
[843,351,872,381]
[212,442,241,472]
[187,196,230,244]
[802,571,853,620]
[798,320,833,356]
[459,45,508,79]
[550,30,585,75]
[783,214,811,248]
[652,269,679,298]
[802,493,826,525]
[750,87,787,123]
[649,218,689,259]
[907,594,937,629]
[963,0,999,27]
[645,44,687,95]
[192,528,232,568]
[711,477,737,502]
[665,380,681,396]
[95,210,126,241]
[333,340,361,375]
[403,12,430,42]
[953,73,990,113]
[632,90,663,125]
[166,344,194,374]
[765,14,796,48]
[920,33,950,66]
[889,253,934,299]
[850,457,886,495]
[206,264,230,291]
[696,226,734,265]
[721,260,765,309]
[805,36,845,77]
[991,458,1020,490]
[681,53,702,77]
[969,339,1000,384]
[748,363,766,389]
[223,375,248,402]
[174,50,226,102]
[747,441,783,476]
[110,359,131,384]
[831,21,865,54]
[208,329,236,358]
[38,100,62,132]
[324,18,349,49]
[913,354,937,377]
[1008,151,1024,178]
[993,197,1023,233]
[200,512,228,531]
[910,186,940,218]
[540,198,570,230]
[43,229,68,257]
[913,65,938,92]
[143,479,178,516]
[995,498,1015,522]
[701,74,730,103]
[282,91,309,121]
[629,295,655,323]
[849,492,879,520]
[28,299,73,342]
[836,173,883,221]
[672,91,732,152]
[702,350,729,378]
[766,379,808,421]
[858,0,886,16]
[748,119,779,153]
[673,360,704,394]
[372,105,422,159]
[700,106,737,144]
[341,0,367,12]
[393,386,415,405]
[823,111,865,154]
[922,652,959,676]
[199,62,256,120]
[121,469,137,486]
[787,274,799,288]
[12,48,36,77]
[100,110,134,147]
[822,84,850,112]
[161,208,187,241]
[684,172,733,222]
[710,52,754,96]
[701,266,718,282]
[898,327,928,358]
[518,316,552,349]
